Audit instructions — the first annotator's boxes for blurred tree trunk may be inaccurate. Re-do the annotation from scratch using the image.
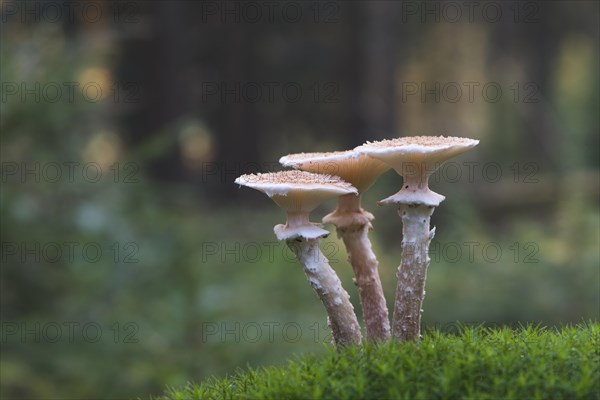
[489,4,561,168]
[215,22,260,192]
[343,1,398,146]
[359,1,399,141]
[116,1,188,180]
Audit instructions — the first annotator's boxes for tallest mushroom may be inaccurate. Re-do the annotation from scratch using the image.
[356,136,479,341]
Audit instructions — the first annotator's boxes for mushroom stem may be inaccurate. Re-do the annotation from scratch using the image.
[327,194,391,342]
[285,212,311,229]
[336,192,364,214]
[338,224,391,342]
[286,237,362,347]
[392,203,435,341]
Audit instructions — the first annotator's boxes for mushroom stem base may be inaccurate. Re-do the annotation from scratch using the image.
[337,223,391,342]
[286,238,362,347]
[392,204,436,341]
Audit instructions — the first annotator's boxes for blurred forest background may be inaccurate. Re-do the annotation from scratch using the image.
[1,1,599,398]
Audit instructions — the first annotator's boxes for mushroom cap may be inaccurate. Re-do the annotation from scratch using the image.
[356,136,479,207]
[235,170,357,212]
[355,135,479,173]
[279,150,390,193]
[235,170,358,240]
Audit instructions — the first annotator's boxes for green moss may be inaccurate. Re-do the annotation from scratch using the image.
[161,323,599,400]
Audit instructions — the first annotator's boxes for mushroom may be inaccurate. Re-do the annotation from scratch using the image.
[234,170,362,347]
[355,136,479,341]
[280,151,391,341]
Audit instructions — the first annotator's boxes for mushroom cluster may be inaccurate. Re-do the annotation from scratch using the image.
[235,135,478,347]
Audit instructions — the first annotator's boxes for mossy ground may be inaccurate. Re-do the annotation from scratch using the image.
[161,323,599,400]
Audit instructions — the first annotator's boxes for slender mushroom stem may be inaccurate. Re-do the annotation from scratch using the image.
[392,203,435,341]
[326,194,390,342]
[286,237,362,347]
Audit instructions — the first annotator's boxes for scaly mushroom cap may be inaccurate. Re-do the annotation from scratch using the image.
[355,136,479,170]
[279,150,390,193]
[235,170,357,212]
[235,170,357,240]
[356,136,479,207]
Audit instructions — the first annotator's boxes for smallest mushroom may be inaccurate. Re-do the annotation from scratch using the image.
[235,170,362,347]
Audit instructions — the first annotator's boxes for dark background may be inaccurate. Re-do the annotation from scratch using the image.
[1,1,599,398]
